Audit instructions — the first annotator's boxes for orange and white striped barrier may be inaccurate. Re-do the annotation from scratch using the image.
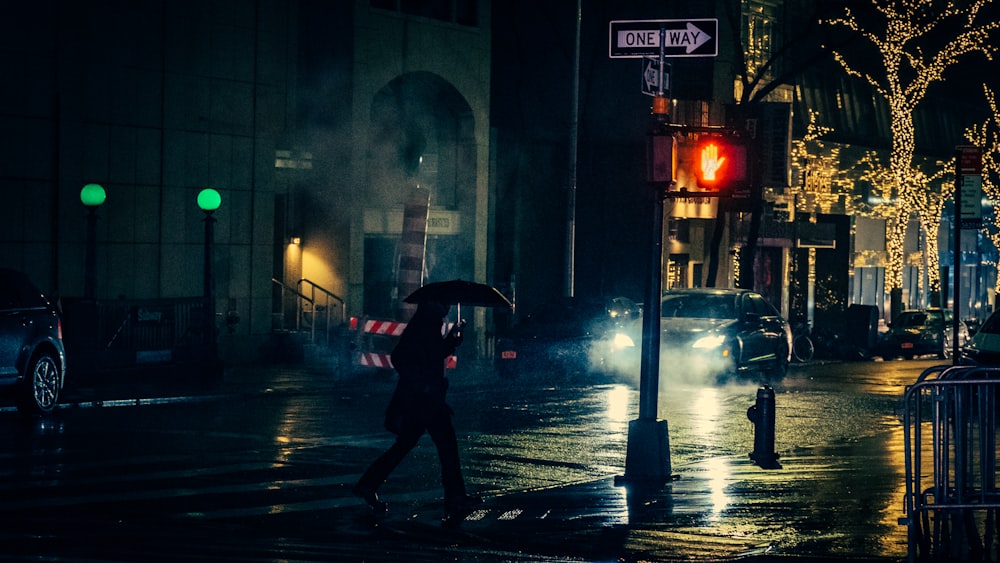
[358,352,394,369]
[350,318,407,337]
[350,316,457,370]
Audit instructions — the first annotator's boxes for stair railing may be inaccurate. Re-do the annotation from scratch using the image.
[297,279,346,345]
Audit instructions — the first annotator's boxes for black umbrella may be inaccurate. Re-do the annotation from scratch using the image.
[404,279,512,310]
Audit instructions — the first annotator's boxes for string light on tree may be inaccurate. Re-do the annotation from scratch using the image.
[826,0,1000,297]
[789,109,852,215]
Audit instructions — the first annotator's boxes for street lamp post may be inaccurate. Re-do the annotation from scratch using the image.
[198,188,222,372]
[80,183,106,300]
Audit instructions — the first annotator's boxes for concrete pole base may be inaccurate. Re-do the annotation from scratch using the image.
[618,418,671,485]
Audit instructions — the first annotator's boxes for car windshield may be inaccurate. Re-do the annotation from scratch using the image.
[661,293,736,320]
[980,314,1000,335]
[895,311,941,328]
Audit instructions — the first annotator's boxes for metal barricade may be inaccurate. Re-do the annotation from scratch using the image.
[902,364,1000,561]
[348,316,459,372]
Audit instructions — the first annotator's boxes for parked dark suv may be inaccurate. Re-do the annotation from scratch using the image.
[0,269,66,413]
[879,308,968,360]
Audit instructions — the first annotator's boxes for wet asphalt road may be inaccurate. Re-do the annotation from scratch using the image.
[0,357,935,561]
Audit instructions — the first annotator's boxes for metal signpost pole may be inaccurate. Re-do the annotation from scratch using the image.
[637,25,667,423]
[609,17,719,485]
[622,25,671,484]
[954,149,962,363]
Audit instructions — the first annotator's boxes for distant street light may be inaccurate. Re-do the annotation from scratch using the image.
[198,188,222,213]
[80,183,107,207]
[80,183,106,299]
[198,188,221,372]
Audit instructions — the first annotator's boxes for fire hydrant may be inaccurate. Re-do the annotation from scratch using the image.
[747,385,781,469]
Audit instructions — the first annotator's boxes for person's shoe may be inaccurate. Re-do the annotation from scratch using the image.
[352,484,387,513]
[444,493,483,523]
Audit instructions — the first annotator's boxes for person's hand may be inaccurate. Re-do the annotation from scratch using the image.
[448,319,466,345]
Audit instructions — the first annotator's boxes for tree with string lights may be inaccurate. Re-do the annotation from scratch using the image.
[789,109,852,215]
[965,85,1000,293]
[852,147,953,304]
[826,0,1000,317]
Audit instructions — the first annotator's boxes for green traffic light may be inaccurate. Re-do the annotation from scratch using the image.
[197,188,222,212]
[80,183,106,207]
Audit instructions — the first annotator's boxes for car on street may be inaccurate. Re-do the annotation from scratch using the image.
[962,310,1000,364]
[0,268,66,414]
[495,296,640,378]
[879,308,967,360]
[658,288,792,382]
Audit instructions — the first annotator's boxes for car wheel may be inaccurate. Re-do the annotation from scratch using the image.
[17,351,61,415]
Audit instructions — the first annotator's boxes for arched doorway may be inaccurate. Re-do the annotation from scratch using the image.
[361,72,477,318]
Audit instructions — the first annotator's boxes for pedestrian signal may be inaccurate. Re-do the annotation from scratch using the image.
[699,141,727,183]
[673,133,749,195]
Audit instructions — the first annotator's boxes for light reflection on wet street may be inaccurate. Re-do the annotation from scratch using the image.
[0,357,939,560]
[454,357,929,558]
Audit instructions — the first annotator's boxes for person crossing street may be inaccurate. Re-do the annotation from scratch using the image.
[353,300,481,522]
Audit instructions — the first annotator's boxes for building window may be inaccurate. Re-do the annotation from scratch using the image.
[402,0,450,21]
[742,1,777,81]
[371,0,478,27]
[668,219,691,243]
[667,255,689,289]
[275,150,314,170]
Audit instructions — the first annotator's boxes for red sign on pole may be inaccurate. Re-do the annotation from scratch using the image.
[955,145,983,230]
[958,145,983,174]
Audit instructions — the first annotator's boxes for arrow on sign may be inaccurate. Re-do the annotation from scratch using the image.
[642,59,660,92]
[672,22,711,53]
[642,58,670,96]
[643,61,657,91]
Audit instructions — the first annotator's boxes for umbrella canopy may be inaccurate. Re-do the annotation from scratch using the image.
[404,279,512,309]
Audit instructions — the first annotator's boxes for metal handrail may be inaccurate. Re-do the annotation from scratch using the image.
[271,278,313,336]
[295,279,345,346]
[271,277,346,346]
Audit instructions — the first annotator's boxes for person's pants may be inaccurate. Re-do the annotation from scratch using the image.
[357,409,466,500]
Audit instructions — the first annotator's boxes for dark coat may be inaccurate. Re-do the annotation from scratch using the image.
[384,303,460,433]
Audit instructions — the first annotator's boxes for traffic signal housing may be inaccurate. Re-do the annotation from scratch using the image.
[646,124,752,199]
[673,130,749,196]
[645,128,674,184]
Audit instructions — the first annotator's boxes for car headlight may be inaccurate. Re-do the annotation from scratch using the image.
[611,332,635,351]
[692,334,726,350]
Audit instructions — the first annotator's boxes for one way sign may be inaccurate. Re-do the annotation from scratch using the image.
[609,19,718,58]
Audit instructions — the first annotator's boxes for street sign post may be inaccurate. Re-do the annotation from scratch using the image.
[953,145,983,360]
[609,19,718,58]
[612,17,719,487]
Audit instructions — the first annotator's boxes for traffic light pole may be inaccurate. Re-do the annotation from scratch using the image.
[613,21,745,488]
[621,122,745,484]
[620,180,672,485]
[620,27,672,485]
